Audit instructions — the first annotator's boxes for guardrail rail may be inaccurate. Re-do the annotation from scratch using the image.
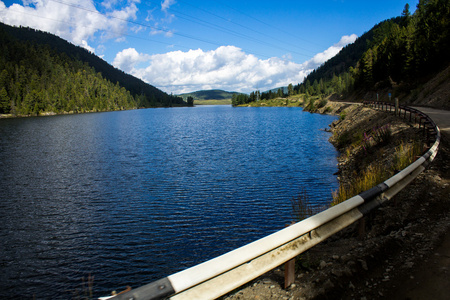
[104,102,440,300]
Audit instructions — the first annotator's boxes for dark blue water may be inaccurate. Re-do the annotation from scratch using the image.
[0,106,338,298]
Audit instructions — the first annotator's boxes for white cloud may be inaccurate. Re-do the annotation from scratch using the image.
[113,48,151,73]
[112,34,357,94]
[0,0,138,52]
[161,0,176,12]
[302,34,358,71]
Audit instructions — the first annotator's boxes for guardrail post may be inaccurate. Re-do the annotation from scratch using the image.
[284,222,296,288]
[358,217,366,239]
[284,256,296,289]
[395,98,399,116]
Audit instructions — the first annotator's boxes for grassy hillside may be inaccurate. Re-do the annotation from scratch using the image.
[178,89,239,101]
[194,99,232,105]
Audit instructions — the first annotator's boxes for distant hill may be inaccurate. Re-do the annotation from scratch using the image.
[178,89,240,101]
[0,22,186,115]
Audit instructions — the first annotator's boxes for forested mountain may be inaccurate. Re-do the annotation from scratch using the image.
[295,0,450,99]
[0,22,186,115]
[238,0,450,107]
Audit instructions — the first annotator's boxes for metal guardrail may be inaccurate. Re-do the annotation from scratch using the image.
[363,101,439,146]
[104,102,440,300]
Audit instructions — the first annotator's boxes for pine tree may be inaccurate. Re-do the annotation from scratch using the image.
[0,87,10,113]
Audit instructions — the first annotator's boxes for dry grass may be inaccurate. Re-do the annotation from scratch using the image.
[331,139,424,206]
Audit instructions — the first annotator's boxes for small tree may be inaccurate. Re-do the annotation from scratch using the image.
[187,96,194,107]
[402,3,410,18]
[288,83,294,96]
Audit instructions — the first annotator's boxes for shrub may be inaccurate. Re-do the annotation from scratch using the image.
[393,140,423,171]
[371,124,392,145]
[305,98,316,111]
[361,132,373,153]
[360,124,392,153]
[317,98,328,108]
[323,106,332,113]
[291,190,315,221]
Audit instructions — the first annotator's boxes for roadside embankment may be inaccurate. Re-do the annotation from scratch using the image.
[223,102,450,300]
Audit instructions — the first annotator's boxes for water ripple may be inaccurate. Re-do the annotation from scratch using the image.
[0,106,338,298]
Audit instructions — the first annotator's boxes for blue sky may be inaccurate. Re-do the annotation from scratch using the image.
[0,0,418,94]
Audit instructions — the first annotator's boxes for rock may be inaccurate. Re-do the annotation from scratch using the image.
[331,268,342,277]
[340,254,350,262]
[358,259,369,271]
[323,279,334,290]
[342,266,353,276]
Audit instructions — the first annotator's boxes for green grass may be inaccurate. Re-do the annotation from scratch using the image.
[194,99,232,105]
[244,97,303,107]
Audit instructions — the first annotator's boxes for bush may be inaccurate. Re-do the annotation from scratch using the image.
[317,98,328,108]
[371,124,392,145]
[393,140,423,171]
[323,106,332,113]
[291,190,315,221]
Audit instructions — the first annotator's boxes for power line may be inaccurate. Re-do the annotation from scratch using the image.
[211,0,328,49]
[177,0,319,56]
[0,7,192,52]
[3,0,325,61]
[45,0,276,58]
[167,7,313,58]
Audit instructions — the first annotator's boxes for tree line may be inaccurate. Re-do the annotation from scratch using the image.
[0,22,187,115]
[231,88,289,106]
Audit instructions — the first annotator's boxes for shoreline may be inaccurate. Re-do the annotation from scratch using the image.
[223,101,450,300]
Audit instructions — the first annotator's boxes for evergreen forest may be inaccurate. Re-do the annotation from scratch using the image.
[237,0,450,106]
[0,22,187,116]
